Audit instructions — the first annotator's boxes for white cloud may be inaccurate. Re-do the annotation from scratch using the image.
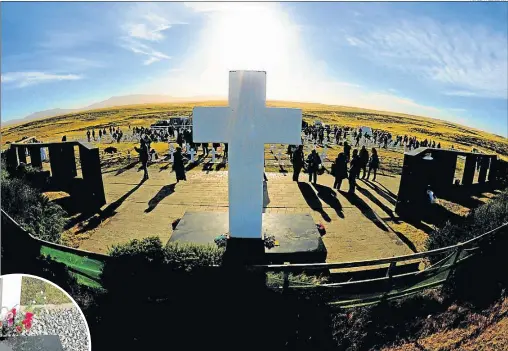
[120,37,171,65]
[444,90,478,97]
[141,3,453,122]
[1,71,82,88]
[344,17,508,99]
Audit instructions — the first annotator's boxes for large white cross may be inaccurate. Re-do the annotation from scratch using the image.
[193,71,302,239]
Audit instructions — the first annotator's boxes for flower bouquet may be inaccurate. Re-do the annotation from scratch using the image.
[1,306,35,336]
[316,223,326,236]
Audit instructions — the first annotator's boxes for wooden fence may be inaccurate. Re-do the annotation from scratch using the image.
[1,208,506,307]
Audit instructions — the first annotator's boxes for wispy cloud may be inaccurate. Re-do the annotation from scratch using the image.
[123,12,177,42]
[143,3,451,122]
[444,90,478,97]
[120,5,182,64]
[1,71,82,88]
[120,37,171,65]
[343,17,508,99]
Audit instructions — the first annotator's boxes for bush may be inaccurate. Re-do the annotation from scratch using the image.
[1,172,66,243]
[426,189,508,252]
[101,237,224,300]
[426,189,508,305]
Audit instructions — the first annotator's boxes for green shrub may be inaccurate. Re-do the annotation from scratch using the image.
[101,237,224,300]
[426,189,508,251]
[1,176,66,243]
[426,189,508,305]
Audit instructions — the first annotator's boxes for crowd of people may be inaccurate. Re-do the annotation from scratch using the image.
[123,122,443,192]
[302,124,441,151]
[86,125,128,143]
[290,142,380,194]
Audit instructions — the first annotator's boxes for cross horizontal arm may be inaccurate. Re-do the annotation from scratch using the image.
[260,108,302,145]
[192,107,231,142]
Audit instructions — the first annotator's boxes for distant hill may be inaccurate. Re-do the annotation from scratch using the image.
[2,94,224,127]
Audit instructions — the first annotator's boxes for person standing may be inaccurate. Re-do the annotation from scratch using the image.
[367,148,379,181]
[173,147,187,183]
[92,129,96,141]
[213,142,221,156]
[292,145,305,182]
[348,149,361,194]
[306,149,321,184]
[176,129,184,148]
[359,146,369,179]
[98,129,102,142]
[202,142,209,156]
[87,130,91,142]
[344,141,351,163]
[134,139,150,181]
[223,143,229,161]
[333,152,348,190]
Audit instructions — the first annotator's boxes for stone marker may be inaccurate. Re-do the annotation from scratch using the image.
[192,71,302,239]
[0,335,64,351]
[211,148,217,163]
[277,150,284,166]
[188,148,196,163]
[169,145,175,163]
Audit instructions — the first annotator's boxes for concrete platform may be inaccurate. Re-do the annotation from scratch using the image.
[169,211,327,263]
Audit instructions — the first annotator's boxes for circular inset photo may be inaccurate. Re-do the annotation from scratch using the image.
[0,274,91,351]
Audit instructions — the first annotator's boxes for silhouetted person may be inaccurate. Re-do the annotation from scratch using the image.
[348,149,361,194]
[86,130,91,142]
[173,147,186,183]
[359,146,369,179]
[344,141,351,163]
[202,142,209,156]
[333,152,348,190]
[306,149,321,184]
[223,143,229,161]
[367,148,379,181]
[92,129,96,141]
[134,139,150,180]
[292,145,305,182]
[99,129,103,141]
[176,129,184,148]
[61,135,67,142]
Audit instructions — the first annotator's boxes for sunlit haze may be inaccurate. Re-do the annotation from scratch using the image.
[1,2,507,136]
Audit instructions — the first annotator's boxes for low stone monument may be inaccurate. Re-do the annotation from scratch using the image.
[188,148,196,163]
[169,145,175,163]
[170,71,326,263]
[211,148,217,163]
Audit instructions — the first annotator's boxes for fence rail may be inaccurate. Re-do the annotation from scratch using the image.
[1,208,506,307]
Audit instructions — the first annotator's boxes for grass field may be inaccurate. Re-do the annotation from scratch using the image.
[21,276,71,305]
[2,101,507,162]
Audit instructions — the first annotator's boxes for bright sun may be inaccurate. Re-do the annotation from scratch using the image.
[208,4,293,71]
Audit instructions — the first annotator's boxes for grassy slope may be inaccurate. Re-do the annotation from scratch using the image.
[2,101,507,159]
[382,297,508,351]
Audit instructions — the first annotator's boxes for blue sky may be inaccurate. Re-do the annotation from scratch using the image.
[1,2,507,136]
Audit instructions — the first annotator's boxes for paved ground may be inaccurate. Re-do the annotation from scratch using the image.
[78,161,413,262]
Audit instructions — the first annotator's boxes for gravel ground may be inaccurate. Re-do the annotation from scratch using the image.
[3,308,90,351]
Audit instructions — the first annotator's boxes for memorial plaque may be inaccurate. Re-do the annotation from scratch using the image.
[0,335,64,351]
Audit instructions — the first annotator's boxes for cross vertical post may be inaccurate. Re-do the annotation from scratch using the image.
[193,71,302,239]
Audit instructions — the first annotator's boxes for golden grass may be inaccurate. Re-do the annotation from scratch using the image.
[2,101,507,161]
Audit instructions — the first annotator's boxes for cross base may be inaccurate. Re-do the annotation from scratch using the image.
[169,211,327,264]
